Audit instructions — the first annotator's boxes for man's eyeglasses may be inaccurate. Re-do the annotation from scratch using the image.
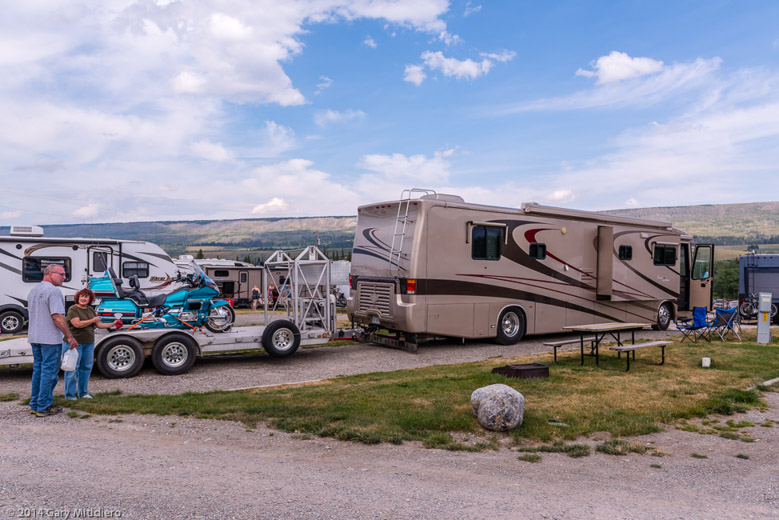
[51,271,66,277]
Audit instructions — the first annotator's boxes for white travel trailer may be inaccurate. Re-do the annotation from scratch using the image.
[347,190,714,349]
[0,226,181,334]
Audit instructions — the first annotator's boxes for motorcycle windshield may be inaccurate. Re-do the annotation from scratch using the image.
[193,262,220,294]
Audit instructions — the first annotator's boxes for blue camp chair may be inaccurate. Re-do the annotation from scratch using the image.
[674,307,712,343]
[711,307,742,342]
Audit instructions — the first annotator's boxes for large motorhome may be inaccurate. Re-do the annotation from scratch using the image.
[0,226,181,334]
[347,191,713,347]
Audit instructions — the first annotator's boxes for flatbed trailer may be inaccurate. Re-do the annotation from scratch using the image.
[0,246,360,378]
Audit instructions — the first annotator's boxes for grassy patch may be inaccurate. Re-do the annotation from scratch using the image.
[0,392,20,402]
[518,454,543,463]
[650,463,662,469]
[595,440,648,456]
[691,453,708,459]
[62,338,778,448]
[736,454,750,460]
[518,441,591,458]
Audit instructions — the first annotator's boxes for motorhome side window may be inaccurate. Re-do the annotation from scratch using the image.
[653,244,676,266]
[529,243,546,260]
[93,252,108,273]
[471,225,502,260]
[22,257,72,282]
[240,273,248,283]
[123,261,149,278]
[618,245,632,261]
[214,270,230,277]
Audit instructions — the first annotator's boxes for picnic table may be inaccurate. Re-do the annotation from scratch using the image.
[562,322,652,367]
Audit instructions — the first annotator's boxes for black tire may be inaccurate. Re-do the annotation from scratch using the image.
[495,307,525,345]
[96,336,145,379]
[654,303,672,331]
[771,303,778,319]
[205,305,235,333]
[0,310,25,334]
[262,320,301,357]
[151,334,198,375]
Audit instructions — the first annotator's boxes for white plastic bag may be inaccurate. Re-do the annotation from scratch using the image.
[61,348,79,372]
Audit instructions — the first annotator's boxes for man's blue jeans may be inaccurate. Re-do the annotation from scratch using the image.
[61,342,94,399]
[30,343,61,412]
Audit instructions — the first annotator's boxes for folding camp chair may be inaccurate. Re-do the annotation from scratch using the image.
[711,307,742,342]
[674,306,712,343]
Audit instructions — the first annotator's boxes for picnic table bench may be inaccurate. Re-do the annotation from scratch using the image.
[562,322,652,367]
[543,337,595,363]
[610,341,672,371]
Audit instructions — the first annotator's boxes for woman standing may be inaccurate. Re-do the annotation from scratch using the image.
[251,285,261,310]
[61,288,116,399]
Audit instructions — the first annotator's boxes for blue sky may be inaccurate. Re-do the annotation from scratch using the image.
[1,0,778,224]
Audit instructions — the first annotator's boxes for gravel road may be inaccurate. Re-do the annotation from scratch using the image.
[1,318,777,519]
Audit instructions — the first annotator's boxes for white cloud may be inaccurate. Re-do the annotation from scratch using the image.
[576,51,664,84]
[363,37,377,48]
[421,51,492,80]
[358,152,451,183]
[510,57,722,111]
[624,198,638,207]
[74,203,101,218]
[407,49,514,84]
[546,189,576,204]
[0,211,21,220]
[190,140,233,162]
[251,197,288,215]
[314,109,366,127]
[464,2,482,17]
[258,121,296,155]
[403,64,427,86]
[209,13,252,41]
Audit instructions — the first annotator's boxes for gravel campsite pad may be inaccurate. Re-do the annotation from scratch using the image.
[1,329,778,518]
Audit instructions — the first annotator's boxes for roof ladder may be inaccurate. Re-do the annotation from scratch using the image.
[388,189,436,276]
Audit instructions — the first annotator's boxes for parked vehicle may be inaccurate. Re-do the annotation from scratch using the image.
[739,254,779,322]
[185,258,264,308]
[89,262,235,333]
[347,189,714,350]
[0,226,181,334]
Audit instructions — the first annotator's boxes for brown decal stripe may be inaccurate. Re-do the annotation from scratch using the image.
[0,247,21,261]
[0,260,21,275]
[418,278,621,322]
[607,230,680,298]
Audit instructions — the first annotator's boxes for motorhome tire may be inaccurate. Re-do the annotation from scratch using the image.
[496,308,525,345]
[262,320,301,357]
[0,310,25,334]
[96,337,145,379]
[151,334,198,375]
[654,303,672,331]
[205,305,235,333]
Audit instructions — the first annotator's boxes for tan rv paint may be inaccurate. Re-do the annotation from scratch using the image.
[348,196,712,341]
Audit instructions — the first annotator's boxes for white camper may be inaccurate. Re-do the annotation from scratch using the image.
[0,226,181,334]
[347,190,714,349]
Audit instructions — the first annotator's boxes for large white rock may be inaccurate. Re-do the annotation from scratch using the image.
[470,384,525,431]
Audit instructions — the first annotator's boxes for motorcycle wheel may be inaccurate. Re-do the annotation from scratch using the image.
[205,305,235,333]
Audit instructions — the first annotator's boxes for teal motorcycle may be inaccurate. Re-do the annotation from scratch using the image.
[90,263,235,333]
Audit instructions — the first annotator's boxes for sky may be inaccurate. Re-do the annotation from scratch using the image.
[1,0,779,225]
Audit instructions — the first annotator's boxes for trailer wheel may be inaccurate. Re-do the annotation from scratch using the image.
[495,308,525,345]
[262,320,300,357]
[151,334,198,375]
[0,310,25,334]
[205,305,235,333]
[97,337,145,379]
[654,303,672,331]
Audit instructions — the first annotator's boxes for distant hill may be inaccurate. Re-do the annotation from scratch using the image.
[1,201,776,257]
[607,201,779,245]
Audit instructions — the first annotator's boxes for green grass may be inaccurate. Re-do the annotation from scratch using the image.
[518,441,590,458]
[517,454,543,463]
[691,453,709,459]
[0,392,20,402]
[62,338,778,448]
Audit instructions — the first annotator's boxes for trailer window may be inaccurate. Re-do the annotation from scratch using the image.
[618,245,632,261]
[529,243,547,260]
[240,272,247,283]
[22,257,72,283]
[92,251,108,273]
[653,245,676,266]
[214,270,230,277]
[471,226,502,260]
[123,262,149,278]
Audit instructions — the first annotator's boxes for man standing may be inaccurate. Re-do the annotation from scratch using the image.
[28,264,78,417]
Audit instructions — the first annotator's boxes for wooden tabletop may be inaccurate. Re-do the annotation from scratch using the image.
[562,322,652,332]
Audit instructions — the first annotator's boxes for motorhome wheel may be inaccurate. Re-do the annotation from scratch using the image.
[654,303,672,331]
[262,320,301,357]
[0,310,25,334]
[496,308,525,345]
[205,305,235,333]
[97,337,145,379]
[151,334,197,375]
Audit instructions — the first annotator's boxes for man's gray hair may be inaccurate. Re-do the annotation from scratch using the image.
[44,265,63,275]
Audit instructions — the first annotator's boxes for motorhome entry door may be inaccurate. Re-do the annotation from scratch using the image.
[88,246,114,279]
[689,244,714,310]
